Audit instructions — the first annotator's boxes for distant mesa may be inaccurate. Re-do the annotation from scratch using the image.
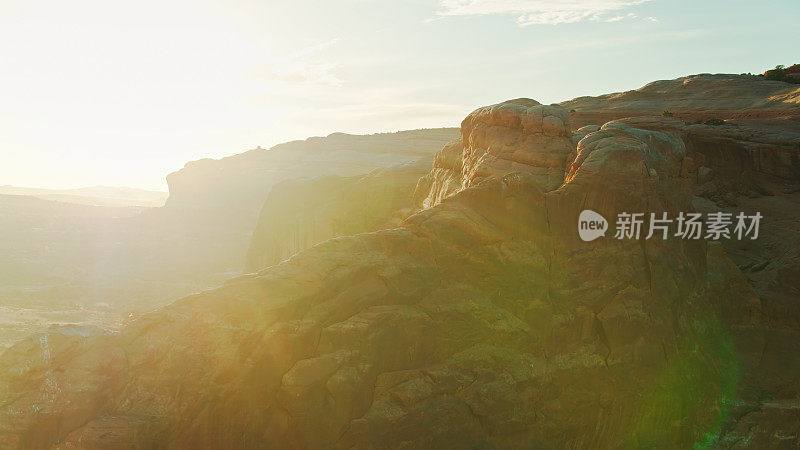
[161,128,460,231]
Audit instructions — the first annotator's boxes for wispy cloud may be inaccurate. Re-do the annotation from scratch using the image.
[259,38,343,86]
[435,0,652,26]
[605,12,638,22]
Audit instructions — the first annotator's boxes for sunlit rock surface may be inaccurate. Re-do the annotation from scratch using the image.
[3,74,800,448]
[0,110,766,448]
[562,73,800,129]
[415,99,574,209]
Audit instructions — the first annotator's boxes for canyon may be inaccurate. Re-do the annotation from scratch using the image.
[0,130,457,350]
[1,73,799,448]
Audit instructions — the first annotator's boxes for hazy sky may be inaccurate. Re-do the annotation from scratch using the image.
[2,0,798,190]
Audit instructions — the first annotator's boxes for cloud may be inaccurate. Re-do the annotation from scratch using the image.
[259,38,344,86]
[604,12,637,22]
[435,0,652,26]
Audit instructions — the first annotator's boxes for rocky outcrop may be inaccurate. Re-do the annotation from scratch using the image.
[570,124,600,145]
[562,74,800,129]
[683,117,800,197]
[412,138,463,208]
[414,99,574,208]
[0,107,763,448]
[459,99,573,192]
[245,158,432,273]
[4,72,800,448]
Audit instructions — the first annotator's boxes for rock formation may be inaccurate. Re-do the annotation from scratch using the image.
[562,74,800,129]
[3,74,800,448]
[163,129,459,227]
[0,100,773,448]
[245,158,432,272]
[414,99,573,209]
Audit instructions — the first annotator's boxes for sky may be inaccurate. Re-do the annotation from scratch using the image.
[1,0,798,191]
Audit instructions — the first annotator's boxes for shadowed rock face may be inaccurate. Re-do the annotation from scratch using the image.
[245,158,433,273]
[0,104,759,448]
[683,117,800,189]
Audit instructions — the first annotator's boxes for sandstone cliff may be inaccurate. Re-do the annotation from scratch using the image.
[0,101,775,448]
[163,129,459,227]
[3,73,800,448]
[245,158,433,272]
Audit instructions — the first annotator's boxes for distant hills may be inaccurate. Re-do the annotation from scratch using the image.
[0,185,168,208]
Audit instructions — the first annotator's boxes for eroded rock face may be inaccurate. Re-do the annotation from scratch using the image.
[593,116,800,203]
[684,117,800,196]
[572,116,800,448]
[680,119,800,447]
[461,99,573,192]
[571,124,601,144]
[415,99,574,209]
[245,158,432,273]
[0,111,757,448]
[413,138,463,208]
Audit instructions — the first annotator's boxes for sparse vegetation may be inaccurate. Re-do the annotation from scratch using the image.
[704,118,725,126]
[661,110,673,117]
[764,64,800,84]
